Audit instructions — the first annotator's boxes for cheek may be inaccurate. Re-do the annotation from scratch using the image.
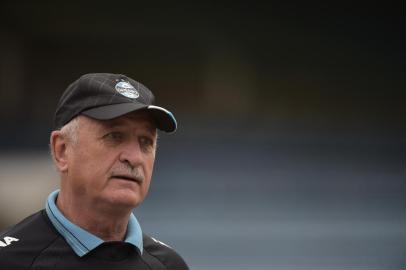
[68,147,118,188]
[141,157,155,191]
[145,156,155,179]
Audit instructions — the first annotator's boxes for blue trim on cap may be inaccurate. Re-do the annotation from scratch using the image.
[168,111,177,130]
[45,190,143,257]
[147,105,177,132]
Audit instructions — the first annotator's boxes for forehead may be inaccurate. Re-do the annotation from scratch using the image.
[83,110,157,133]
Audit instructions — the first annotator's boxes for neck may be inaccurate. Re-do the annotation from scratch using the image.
[56,191,131,242]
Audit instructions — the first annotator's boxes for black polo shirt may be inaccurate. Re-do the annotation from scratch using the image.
[0,209,189,269]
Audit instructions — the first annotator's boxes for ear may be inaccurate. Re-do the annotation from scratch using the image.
[50,130,69,172]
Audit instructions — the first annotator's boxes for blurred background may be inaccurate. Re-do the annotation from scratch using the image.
[0,2,405,269]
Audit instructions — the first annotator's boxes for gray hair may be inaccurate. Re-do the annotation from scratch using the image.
[59,116,81,145]
[49,116,81,165]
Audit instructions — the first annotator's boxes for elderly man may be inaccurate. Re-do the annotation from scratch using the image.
[0,73,189,269]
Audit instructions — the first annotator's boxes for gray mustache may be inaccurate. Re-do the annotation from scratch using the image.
[110,162,144,182]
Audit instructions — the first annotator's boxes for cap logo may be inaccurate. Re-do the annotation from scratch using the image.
[115,81,139,99]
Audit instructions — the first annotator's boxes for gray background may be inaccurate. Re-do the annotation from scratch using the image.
[0,2,405,270]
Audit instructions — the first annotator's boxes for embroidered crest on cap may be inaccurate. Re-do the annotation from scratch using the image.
[115,81,139,99]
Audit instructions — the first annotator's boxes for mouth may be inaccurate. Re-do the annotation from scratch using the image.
[111,175,142,183]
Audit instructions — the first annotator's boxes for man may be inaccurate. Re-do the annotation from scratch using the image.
[0,73,189,269]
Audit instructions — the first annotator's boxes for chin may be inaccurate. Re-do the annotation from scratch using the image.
[106,190,144,209]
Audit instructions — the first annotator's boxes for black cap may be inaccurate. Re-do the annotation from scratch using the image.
[54,73,177,132]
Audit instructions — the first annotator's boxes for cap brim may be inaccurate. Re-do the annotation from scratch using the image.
[81,103,177,133]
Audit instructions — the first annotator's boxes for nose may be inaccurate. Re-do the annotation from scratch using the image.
[119,140,143,168]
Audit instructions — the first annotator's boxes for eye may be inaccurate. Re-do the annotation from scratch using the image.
[139,136,154,150]
[103,131,124,142]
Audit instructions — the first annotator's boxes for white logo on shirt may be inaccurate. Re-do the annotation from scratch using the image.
[0,236,19,247]
[151,237,172,249]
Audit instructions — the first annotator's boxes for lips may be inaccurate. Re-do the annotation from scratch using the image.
[111,174,142,183]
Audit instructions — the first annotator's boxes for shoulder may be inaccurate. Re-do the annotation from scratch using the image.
[0,210,57,243]
[0,210,59,268]
[142,233,189,270]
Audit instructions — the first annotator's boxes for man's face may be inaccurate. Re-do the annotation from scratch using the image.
[64,111,157,211]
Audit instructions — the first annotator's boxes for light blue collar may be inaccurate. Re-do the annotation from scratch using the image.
[45,189,143,257]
